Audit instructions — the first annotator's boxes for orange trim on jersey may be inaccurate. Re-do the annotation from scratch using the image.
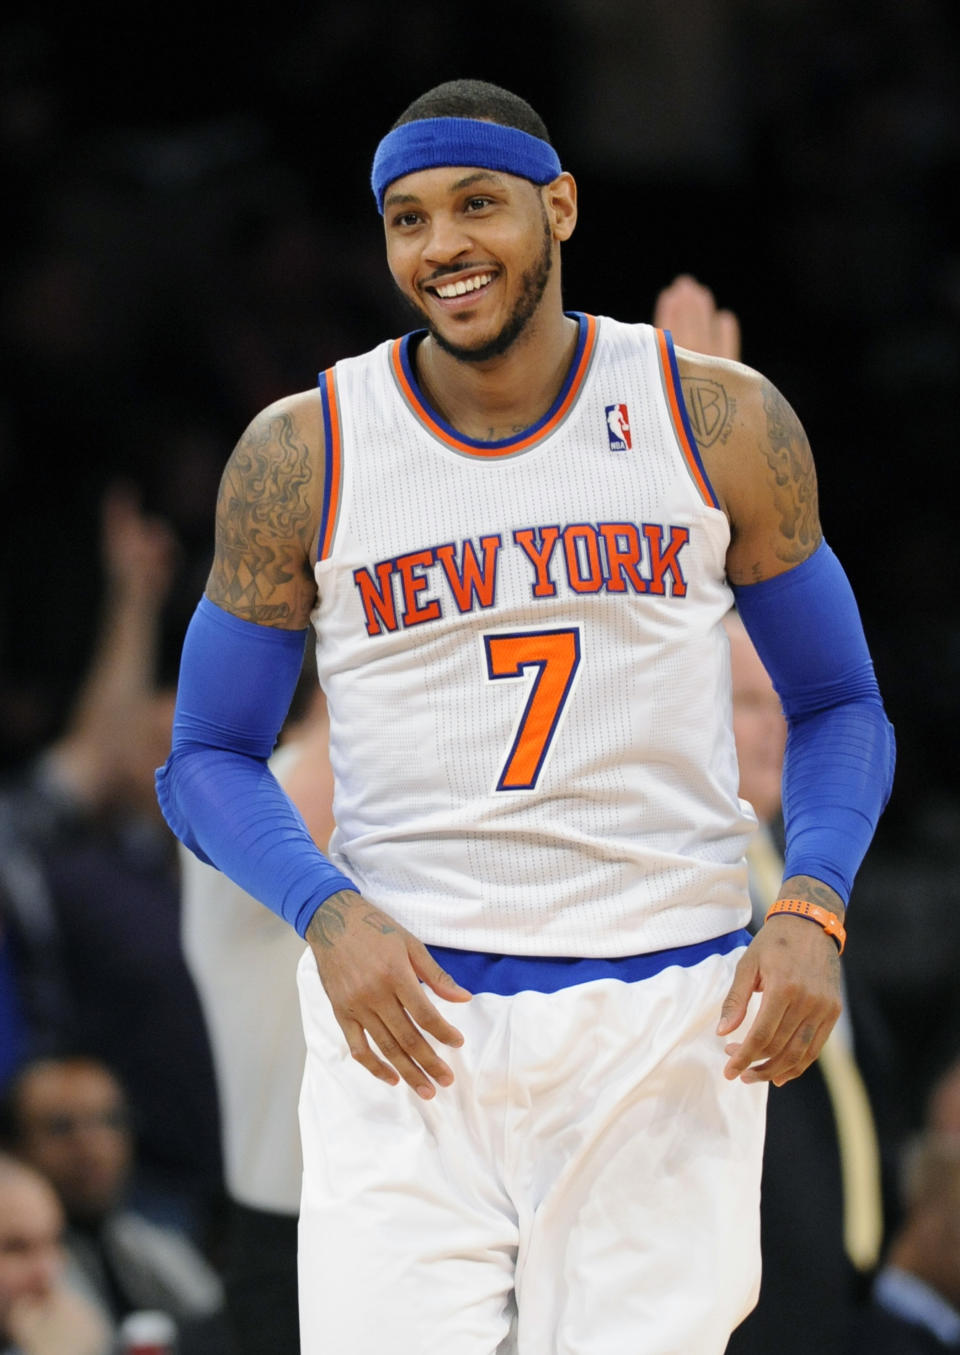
[390,314,598,459]
[318,367,342,561]
[655,327,719,510]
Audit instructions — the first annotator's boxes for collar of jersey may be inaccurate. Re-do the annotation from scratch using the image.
[391,312,597,459]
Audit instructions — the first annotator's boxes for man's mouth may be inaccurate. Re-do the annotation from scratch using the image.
[427,271,495,300]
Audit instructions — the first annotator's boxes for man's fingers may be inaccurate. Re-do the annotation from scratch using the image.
[716,954,759,1036]
[737,1021,828,1087]
[727,1011,807,1083]
[366,1006,456,1099]
[768,1018,835,1087]
[722,997,793,1081]
[403,983,466,1052]
[725,1004,834,1084]
[340,1008,445,1099]
[338,1016,400,1088]
[410,945,472,1004]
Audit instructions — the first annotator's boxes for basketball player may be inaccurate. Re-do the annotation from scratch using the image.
[156,80,896,1354]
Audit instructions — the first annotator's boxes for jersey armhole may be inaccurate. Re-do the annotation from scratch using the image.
[654,328,721,511]
[316,366,344,561]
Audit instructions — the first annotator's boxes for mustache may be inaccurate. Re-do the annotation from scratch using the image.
[420,262,494,287]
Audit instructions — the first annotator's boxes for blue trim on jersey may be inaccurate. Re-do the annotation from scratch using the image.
[399,313,590,452]
[662,329,721,510]
[317,369,335,558]
[427,929,750,996]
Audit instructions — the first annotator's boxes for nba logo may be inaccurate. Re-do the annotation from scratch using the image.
[605,403,632,452]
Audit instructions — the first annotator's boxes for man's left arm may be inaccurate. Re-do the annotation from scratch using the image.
[680,350,895,1086]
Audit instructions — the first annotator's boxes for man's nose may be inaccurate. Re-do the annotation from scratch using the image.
[27,1245,62,1298]
[423,213,473,266]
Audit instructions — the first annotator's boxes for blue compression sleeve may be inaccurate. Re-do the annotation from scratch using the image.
[155,597,357,936]
[732,543,895,903]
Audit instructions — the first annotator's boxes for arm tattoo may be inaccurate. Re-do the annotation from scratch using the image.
[207,413,314,623]
[681,377,737,449]
[307,891,398,949]
[307,893,350,948]
[760,381,822,564]
[783,875,845,920]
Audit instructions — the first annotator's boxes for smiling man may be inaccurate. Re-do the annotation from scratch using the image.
[156,79,895,1354]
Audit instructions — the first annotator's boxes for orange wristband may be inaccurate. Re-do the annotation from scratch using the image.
[764,898,846,954]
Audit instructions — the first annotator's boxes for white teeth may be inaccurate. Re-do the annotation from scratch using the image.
[435,273,492,299]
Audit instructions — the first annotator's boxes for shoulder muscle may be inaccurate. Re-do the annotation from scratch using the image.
[675,348,822,585]
[206,388,326,629]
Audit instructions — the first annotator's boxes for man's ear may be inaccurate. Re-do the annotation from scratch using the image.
[544,172,577,241]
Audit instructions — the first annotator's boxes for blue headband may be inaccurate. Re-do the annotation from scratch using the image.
[371,116,562,214]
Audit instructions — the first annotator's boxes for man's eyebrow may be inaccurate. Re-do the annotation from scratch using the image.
[383,170,508,210]
[383,191,421,209]
[449,171,507,190]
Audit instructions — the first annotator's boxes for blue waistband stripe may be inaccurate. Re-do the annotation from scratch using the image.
[427,930,750,997]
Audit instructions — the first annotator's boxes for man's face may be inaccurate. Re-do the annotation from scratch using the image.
[0,1168,64,1335]
[382,166,572,363]
[14,1062,133,1225]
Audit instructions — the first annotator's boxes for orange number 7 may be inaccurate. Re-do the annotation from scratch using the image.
[484,628,582,791]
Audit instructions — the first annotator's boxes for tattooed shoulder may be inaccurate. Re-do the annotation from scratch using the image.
[680,375,737,450]
[206,401,320,626]
[758,378,822,564]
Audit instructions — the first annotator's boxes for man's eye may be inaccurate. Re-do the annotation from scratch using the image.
[465,197,492,211]
[394,213,421,228]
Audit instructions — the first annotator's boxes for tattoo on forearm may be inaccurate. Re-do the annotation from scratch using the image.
[783,876,844,919]
[363,911,398,936]
[681,378,736,448]
[207,413,314,623]
[760,382,822,563]
[307,894,350,948]
[307,892,398,949]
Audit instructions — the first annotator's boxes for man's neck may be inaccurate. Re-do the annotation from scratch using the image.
[415,310,580,443]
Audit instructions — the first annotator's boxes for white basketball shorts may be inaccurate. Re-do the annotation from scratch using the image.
[296,940,766,1355]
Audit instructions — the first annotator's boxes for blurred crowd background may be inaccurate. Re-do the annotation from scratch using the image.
[0,1,959,1350]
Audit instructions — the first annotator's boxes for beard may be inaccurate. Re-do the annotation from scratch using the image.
[398,209,554,365]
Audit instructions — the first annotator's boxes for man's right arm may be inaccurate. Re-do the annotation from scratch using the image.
[156,389,470,1094]
[154,388,354,935]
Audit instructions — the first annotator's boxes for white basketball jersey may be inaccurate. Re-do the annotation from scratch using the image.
[310,315,756,957]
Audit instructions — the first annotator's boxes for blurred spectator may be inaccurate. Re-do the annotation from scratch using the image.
[0,1058,232,1355]
[0,921,26,1090]
[0,485,223,1234]
[180,676,334,1355]
[852,1130,960,1352]
[928,1057,960,1137]
[0,1149,111,1355]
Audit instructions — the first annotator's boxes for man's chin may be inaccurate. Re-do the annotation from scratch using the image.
[428,309,539,364]
[429,325,510,364]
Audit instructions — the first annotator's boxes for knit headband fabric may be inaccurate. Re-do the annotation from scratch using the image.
[371,116,562,213]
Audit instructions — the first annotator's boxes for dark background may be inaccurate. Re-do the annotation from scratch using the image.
[1,0,958,1108]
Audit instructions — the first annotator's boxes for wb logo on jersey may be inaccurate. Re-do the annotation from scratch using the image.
[605,403,632,452]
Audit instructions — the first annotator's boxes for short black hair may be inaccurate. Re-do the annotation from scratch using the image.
[0,1054,129,1148]
[391,79,552,146]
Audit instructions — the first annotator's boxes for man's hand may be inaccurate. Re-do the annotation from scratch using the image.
[652,274,741,362]
[7,1284,111,1355]
[101,481,178,612]
[717,878,844,1086]
[307,890,471,1099]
